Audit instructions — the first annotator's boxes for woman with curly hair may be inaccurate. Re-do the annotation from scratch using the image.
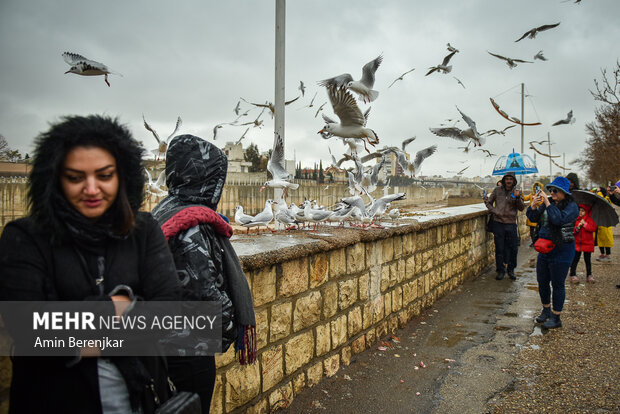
[0,115,180,413]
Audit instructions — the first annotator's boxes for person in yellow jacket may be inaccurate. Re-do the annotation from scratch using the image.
[595,187,614,262]
[523,181,545,247]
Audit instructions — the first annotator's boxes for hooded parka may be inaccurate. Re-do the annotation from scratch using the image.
[152,135,256,361]
[574,204,597,253]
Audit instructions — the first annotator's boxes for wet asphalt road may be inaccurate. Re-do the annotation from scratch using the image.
[281,246,541,414]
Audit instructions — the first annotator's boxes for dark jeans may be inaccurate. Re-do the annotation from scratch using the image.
[492,222,519,273]
[167,355,216,413]
[570,251,592,276]
[536,242,575,312]
[599,246,611,255]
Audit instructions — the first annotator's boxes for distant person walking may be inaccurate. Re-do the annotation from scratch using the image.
[527,176,578,329]
[594,187,613,262]
[484,172,524,280]
[569,204,597,283]
[566,172,580,192]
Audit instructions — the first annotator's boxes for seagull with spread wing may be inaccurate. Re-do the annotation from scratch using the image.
[62,52,121,87]
[318,86,379,151]
[483,125,515,136]
[533,50,547,61]
[552,110,575,126]
[260,134,299,196]
[391,146,437,177]
[477,148,496,158]
[430,107,485,147]
[487,51,533,69]
[143,115,182,160]
[318,55,383,103]
[144,168,168,198]
[388,68,415,88]
[426,51,457,76]
[515,22,560,42]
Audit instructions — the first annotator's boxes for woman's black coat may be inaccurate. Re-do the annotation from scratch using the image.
[0,213,179,413]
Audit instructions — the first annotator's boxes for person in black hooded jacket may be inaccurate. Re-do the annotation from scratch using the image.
[0,115,180,414]
[152,134,256,413]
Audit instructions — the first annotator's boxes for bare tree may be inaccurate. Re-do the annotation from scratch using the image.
[576,62,620,184]
[590,60,620,105]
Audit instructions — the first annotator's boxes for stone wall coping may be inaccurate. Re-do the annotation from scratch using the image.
[233,204,491,271]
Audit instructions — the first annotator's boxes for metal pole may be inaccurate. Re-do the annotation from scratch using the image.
[520,83,524,155]
[274,0,286,200]
[548,132,552,177]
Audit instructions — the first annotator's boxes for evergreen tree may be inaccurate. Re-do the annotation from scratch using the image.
[244,143,261,172]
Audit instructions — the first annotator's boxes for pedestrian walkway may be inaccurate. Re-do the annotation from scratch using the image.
[281,228,620,413]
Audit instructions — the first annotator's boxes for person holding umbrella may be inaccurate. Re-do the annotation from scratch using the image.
[526,176,578,329]
[484,171,524,280]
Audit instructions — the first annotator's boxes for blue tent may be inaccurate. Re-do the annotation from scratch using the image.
[492,150,538,176]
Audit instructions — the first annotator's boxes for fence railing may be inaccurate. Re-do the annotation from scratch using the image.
[1,180,448,232]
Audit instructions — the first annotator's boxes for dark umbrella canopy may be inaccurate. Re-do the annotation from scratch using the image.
[571,190,619,227]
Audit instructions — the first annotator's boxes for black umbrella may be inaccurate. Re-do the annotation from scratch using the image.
[571,190,619,227]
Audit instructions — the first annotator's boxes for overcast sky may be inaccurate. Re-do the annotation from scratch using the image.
[1,0,619,179]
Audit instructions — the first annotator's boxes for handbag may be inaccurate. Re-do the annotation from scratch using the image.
[486,214,494,232]
[534,238,555,254]
[153,378,202,414]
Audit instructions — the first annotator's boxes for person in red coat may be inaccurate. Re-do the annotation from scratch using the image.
[569,204,597,283]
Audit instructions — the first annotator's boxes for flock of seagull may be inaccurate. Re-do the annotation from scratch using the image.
[59,10,582,234]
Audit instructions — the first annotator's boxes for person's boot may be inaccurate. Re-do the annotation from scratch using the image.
[508,269,516,280]
[535,307,551,323]
[496,271,505,280]
[542,313,562,329]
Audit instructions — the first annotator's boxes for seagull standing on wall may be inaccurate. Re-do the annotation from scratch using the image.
[260,134,299,196]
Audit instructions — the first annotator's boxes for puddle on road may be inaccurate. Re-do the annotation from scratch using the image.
[427,330,479,348]
[530,326,543,336]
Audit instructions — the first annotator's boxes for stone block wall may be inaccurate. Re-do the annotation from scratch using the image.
[211,210,501,413]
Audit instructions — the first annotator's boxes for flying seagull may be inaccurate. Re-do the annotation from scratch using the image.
[552,110,575,126]
[446,43,460,53]
[430,107,485,147]
[476,148,496,158]
[318,86,379,150]
[515,22,560,42]
[483,125,515,136]
[533,50,547,61]
[426,51,457,76]
[298,80,306,97]
[233,100,241,115]
[244,96,301,118]
[392,146,437,177]
[318,54,383,103]
[453,76,466,89]
[62,52,121,87]
[387,68,415,88]
[314,102,327,118]
[143,115,182,160]
[487,51,533,69]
